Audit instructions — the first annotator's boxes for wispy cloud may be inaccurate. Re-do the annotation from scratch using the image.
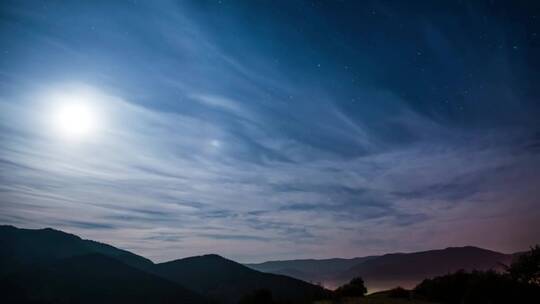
[0,0,539,262]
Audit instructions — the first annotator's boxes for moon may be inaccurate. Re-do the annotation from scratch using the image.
[47,87,103,141]
[53,103,98,138]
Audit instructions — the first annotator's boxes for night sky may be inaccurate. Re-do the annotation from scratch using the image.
[1,0,539,262]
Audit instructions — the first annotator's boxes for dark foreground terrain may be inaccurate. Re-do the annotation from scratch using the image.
[0,225,328,304]
[1,225,539,304]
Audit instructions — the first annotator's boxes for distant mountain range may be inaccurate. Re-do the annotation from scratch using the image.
[0,225,328,303]
[246,246,514,291]
[0,225,517,303]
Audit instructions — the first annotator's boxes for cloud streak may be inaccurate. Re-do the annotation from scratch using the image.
[0,0,539,262]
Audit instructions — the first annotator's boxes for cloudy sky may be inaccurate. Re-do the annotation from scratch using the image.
[1,0,539,262]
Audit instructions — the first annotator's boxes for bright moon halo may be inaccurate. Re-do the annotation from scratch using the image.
[47,88,102,140]
[53,103,97,138]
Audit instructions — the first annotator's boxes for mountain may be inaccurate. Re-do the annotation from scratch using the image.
[0,225,329,303]
[154,254,330,304]
[245,256,376,283]
[341,246,513,291]
[247,246,514,292]
[0,253,211,304]
[0,225,209,304]
[0,225,153,273]
[1,225,516,301]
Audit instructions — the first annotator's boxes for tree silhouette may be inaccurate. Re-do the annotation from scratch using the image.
[334,277,367,298]
[414,269,540,304]
[507,245,540,286]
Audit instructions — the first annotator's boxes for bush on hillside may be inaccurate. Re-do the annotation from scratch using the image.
[507,245,540,286]
[413,245,540,304]
[334,277,367,298]
[414,269,540,304]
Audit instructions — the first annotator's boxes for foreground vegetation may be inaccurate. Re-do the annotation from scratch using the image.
[315,291,434,304]
[312,245,540,304]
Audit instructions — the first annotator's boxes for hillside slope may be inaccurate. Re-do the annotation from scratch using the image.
[0,225,329,303]
[248,246,513,291]
[0,253,211,304]
[0,225,153,272]
[155,254,330,303]
[246,256,376,283]
[340,246,513,291]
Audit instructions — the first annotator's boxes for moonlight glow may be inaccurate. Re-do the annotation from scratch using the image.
[47,89,102,140]
[53,103,97,138]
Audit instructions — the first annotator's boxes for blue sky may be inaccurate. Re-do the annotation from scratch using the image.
[0,0,539,262]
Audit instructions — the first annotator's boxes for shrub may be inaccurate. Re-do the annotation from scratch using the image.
[334,277,367,298]
[507,245,540,286]
[414,270,540,304]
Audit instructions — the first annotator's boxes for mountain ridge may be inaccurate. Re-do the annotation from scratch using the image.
[247,246,514,291]
[0,225,328,303]
[0,225,518,298]
[0,224,154,272]
[154,253,329,303]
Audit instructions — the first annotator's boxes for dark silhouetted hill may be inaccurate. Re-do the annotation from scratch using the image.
[155,254,330,303]
[340,246,513,291]
[246,256,376,283]
[0,225,153,273]
[248,246,513,292]
[0,225,329,304]
[0,253,211,304]
[1,225,516,302]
